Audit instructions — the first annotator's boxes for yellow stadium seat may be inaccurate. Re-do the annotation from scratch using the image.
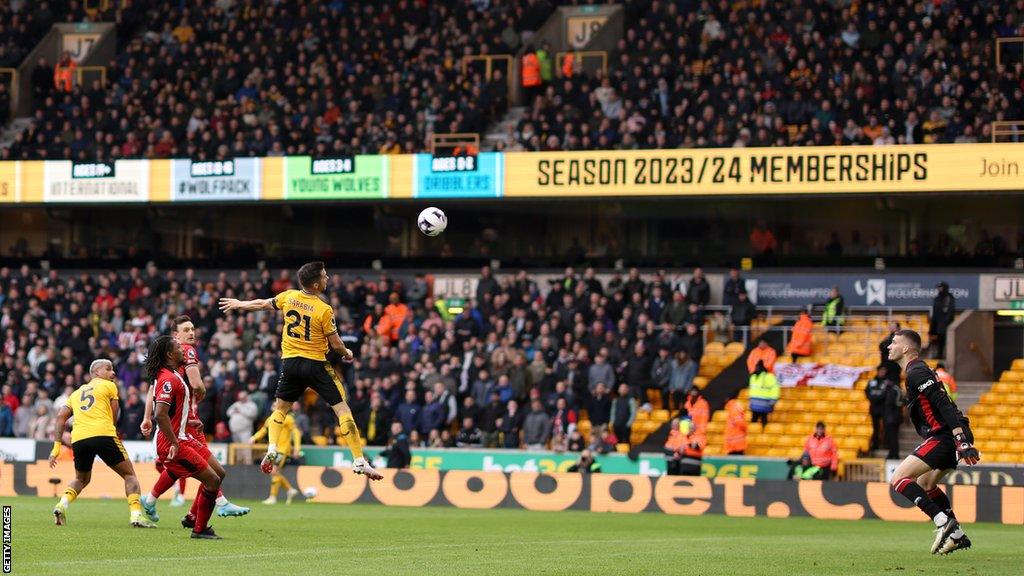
[705,342,725,355]
[1011,359,1024,371]
[651,410,669,422]
[764,423,784,435]
[693,376,709,389]
[616,443,630,453]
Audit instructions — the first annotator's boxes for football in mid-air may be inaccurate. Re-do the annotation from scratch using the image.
[418,207,448,236]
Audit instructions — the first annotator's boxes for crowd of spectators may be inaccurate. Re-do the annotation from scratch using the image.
[0,263,752,452]
[4,0,557,161]
[500,0,1024,150]
[5,0,1024,160]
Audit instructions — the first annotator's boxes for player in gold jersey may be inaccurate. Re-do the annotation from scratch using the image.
[251,402,303,504]
[48,359,157,528]
[219,261,382,480]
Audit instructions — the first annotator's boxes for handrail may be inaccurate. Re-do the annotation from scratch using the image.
[995,37,1024,68]
[0,68,16,118]
[968,342,995,380]
[461,54,513,107]
[429,132,481,156]
[555,50,608,77]
[991,120,1024,142]
[74,65,107,87]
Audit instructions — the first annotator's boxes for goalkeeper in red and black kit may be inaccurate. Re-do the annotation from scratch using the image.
[887,329,980,555]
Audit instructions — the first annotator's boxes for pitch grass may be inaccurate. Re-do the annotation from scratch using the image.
[7,497,1020,576]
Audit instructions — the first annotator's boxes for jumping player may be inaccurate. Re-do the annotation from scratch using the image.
[219,261,382,480]
[140,315,249,521]
[887,329,980,555]
[49,359,156,528]
[146,335,226,539]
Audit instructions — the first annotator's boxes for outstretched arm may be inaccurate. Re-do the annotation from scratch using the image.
[49,406,72,468]
[219,297,275,313]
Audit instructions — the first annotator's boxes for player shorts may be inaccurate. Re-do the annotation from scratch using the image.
[159,438,211,479]
[72,435,129,472]
[912,429,974,471]
[276,357,347,405]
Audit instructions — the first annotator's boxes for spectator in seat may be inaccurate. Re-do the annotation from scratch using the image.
[865,365,890,452]
[383,422,411,469]
[686,268,710,307]
[567,449,602,474]
[419,390,446,437]
[362,393,392,447]
[610,383,637,447]
[723,268,746,307]
[786,310,814,362]
[730,291,756,343]
[820,286,845,334]
[668,350,697,411]
[748,360,779,428]
[0,402,12,437]
[803,422,838,480]
[587,353,615,394]
[935,363,957,401]
[395,389,422,437]
[929,283,956,359]
[650,347,673,409]
[522,399,552,450]
[456,416,483,448]
[661,291,688,328]
[788,453,825,481]
[227,390,258,443]
[119,387,146,440]
[746,340,778,374]
[723,398,748,455]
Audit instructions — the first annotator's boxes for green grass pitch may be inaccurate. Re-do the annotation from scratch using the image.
[6,497,1020,575]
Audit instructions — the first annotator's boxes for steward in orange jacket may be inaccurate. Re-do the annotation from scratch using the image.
[746,340,778,374]
[723,398,748,455]
[803,421,838,480]
[786,312,813,361]
[379,292,409,343]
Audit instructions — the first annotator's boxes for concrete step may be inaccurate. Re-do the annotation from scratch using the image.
[480,106,527,151]
[0,117,33,148]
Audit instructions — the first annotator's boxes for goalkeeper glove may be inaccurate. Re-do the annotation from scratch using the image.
[954,433,980,465]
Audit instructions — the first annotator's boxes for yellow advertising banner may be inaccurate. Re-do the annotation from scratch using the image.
[503,143,1024,197]
[0,161,17,203]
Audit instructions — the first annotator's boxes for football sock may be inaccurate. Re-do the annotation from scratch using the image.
[279,474,293,492]
[266,409,286,454]
[926,487,953,517]
[193,487,217,533]
[59,487,78,508]
[127,493,142,515]
[893,477,943,521]
[337,413,365,459]
[270,475,281,499]
[151,470,177,499]
[215,493,228,507]
[189,490,201,517]
[176,478,187,496]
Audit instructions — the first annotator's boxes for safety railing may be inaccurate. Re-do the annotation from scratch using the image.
[842,458,887,482]
[995,37,1024,68]
[75,65,107,88]
[430,132,480,156]
[461,54,514,103]
[0,68,16,118]
[556,50,608,77]
[991,120,1024,143]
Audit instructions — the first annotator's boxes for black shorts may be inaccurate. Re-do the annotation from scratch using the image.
[276,357,347,405]
[912,429,974,471]
[72,436,129,472]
